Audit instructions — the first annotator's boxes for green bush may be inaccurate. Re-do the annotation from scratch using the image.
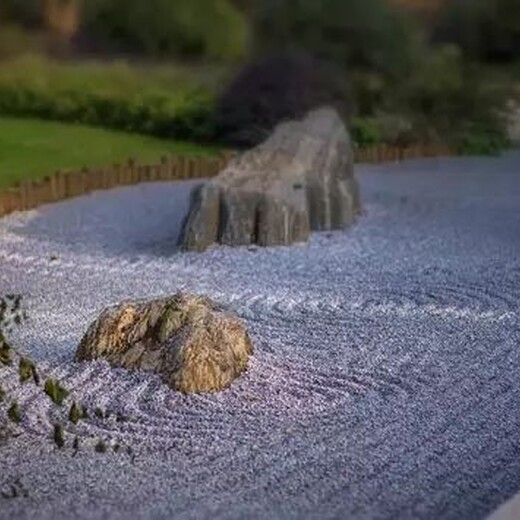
[456,123,510,156]
[381,44,511,152]
[252,0,419,80]
[84,0,249,61]
[0,55,219,141]
[350,117,381,148]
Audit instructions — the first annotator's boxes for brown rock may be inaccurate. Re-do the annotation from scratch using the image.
[75,294,254,394]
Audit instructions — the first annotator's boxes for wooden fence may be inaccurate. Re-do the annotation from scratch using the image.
[0,144,453,219]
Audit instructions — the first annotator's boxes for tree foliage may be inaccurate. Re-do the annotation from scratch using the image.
[434,0,520,62]
[0,0,41,26]
[83,0,249,60]
[252,0,420,79]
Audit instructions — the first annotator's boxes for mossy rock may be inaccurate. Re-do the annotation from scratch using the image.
[75,294,254,394]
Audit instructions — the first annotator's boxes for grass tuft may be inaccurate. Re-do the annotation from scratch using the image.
[44,378,69,406]
[53,423,65,449]
[7,402,20,424]
[68,401,84,425]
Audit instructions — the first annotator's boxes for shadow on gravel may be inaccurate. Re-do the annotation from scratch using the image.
[8,180,201,257]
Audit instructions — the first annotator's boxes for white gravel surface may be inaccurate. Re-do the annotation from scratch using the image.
[0,151,519,520]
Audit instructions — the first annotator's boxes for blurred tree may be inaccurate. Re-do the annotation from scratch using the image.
[435,0,520,63]
[0,0,41,26]
[42,0,81,42]
[252,0,419,80]
[83,0,248,61]
[390,0,449,17]
[229,0,255,16]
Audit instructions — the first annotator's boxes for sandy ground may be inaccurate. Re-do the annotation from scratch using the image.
[0,151,519,520]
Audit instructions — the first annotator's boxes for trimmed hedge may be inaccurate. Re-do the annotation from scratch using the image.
[0,86,216,140]
[0,55,219,141]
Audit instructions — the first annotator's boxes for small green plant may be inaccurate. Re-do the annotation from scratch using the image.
[7,402,20,424]
[0,294,27,368]
[44,378,69,406]
[0,295,29,429]
[0,340,13,366]
[68,401,84,425]
[53,424,65,449]
[350,117,382,149]
[18,357,39,385]
[0,295,132,456]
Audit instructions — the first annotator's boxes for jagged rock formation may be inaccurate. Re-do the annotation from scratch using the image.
[179,107,360,251]
[75,294,254,394]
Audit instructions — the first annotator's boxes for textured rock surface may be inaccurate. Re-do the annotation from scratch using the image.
[179,107,360,251]
[75,294,253,393]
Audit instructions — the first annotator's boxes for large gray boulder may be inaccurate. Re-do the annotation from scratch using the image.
[179,107,360,251]
[75,294,253,394]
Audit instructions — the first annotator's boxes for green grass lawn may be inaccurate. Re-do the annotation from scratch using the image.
[0,117,219,188]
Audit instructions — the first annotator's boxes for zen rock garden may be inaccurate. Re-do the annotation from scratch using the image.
[74,107,360,393]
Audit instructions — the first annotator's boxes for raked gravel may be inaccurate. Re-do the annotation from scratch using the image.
[0,151,519,520]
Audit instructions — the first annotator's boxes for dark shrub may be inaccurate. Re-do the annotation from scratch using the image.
[434,0,520,63]
[215,53,348,148]
[0,0,40,26]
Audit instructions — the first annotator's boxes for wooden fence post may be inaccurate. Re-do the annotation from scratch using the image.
[158,156,168,181]
[0,146,457,217]
[42,176,52,204]
[50,171,60,201]
[109,166,119,188]
[0,190,7,217]
[7,188,21,214]
[90,168,101,192]
[177,155,186,179]
[188,157,196,179]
